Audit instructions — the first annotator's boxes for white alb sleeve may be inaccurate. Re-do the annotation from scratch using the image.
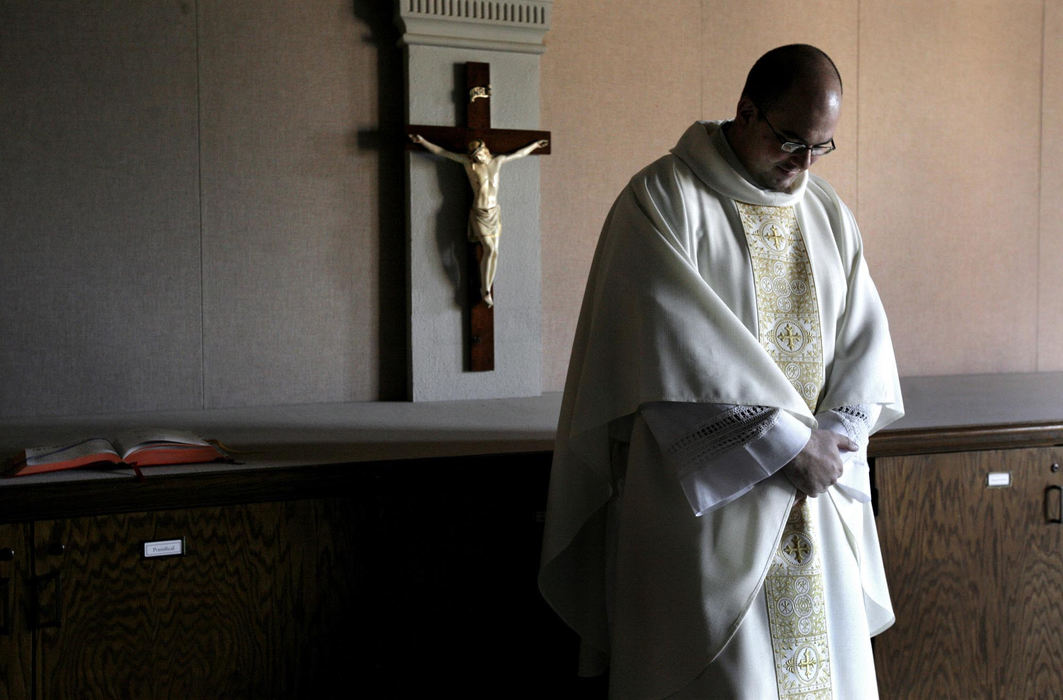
[641,402,811,517]
[815,404,881,502]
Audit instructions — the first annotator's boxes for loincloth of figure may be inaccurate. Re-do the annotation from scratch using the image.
[468,205,501,242]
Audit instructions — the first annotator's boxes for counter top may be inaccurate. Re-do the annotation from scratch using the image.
[2,372,1062,489]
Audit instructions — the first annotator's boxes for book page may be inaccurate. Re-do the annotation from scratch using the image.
[113,428,211,456]
[113,428,223,465]
[25,438,119,466]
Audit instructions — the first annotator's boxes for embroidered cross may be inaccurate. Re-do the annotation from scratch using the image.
[764,223,788,249]
[783,534,811,564]
[777,323,803,351]
[786,647,820,681]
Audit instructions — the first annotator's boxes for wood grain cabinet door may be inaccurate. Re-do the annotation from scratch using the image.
[874,446,1063,698]
[31,499,367,700]
[0,522,31,700]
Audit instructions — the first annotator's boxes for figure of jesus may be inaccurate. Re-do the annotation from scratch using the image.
[409,134,549,307]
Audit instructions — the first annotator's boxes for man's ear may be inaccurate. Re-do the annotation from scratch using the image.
[736,96,758,126]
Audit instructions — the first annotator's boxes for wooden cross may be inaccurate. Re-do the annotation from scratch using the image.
[406,62,551,373]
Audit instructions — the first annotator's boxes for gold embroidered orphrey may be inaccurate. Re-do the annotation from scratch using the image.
[737,201,832,698]
[736,202,825,408]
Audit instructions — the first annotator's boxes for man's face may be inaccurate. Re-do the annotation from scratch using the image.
[738,90,840,193]
[471,147,491,164]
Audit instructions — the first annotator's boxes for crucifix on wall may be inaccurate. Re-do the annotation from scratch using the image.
[406,61,551,373]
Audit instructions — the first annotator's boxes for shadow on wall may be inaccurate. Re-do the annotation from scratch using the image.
[353,0,407,400]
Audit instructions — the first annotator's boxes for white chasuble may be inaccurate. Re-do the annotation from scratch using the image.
[539,120,904,700]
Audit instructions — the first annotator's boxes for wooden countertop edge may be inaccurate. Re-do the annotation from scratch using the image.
[0,450,554,524]
[869,421,1063,458]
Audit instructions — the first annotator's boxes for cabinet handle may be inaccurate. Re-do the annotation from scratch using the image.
[33,571,62,629]
[1046,485,1063,524]
[0,577,10,636]
[0,547,13,636]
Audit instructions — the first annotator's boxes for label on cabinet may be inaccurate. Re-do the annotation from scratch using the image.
[143,539,185,558]
[986,472,1012,488]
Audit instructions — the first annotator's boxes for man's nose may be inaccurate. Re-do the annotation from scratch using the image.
[791,148,815,169]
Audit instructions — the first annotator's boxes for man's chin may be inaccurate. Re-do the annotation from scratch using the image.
[772,169,802,193]
[752,168,802,193]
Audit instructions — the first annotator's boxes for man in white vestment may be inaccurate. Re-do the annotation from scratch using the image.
[538,45,904,699]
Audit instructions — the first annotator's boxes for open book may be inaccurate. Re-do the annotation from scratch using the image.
[5,429,229,477]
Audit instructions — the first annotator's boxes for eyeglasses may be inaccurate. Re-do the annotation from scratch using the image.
[760,112,836,156]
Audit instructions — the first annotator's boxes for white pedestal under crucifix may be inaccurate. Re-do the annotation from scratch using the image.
[397,2,552,402]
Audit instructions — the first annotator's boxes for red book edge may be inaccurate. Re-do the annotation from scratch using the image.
[5,442,230,478]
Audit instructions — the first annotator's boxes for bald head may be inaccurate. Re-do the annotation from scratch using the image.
[725,45,843,192]
[741,44,842,113]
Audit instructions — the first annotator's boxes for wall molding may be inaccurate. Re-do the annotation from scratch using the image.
[395,0,552,54]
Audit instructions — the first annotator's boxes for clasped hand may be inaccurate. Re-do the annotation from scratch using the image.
[782,428,857,500]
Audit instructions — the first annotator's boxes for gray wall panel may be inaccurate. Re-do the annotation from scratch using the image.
[197,0,376,409]
[0,1,203,417]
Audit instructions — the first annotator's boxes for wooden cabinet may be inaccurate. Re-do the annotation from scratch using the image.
[36,500,375,698]
[9,428,1063,697]
[0,500,371,699]
[0,451,582,698]
[873,444,1063,698]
